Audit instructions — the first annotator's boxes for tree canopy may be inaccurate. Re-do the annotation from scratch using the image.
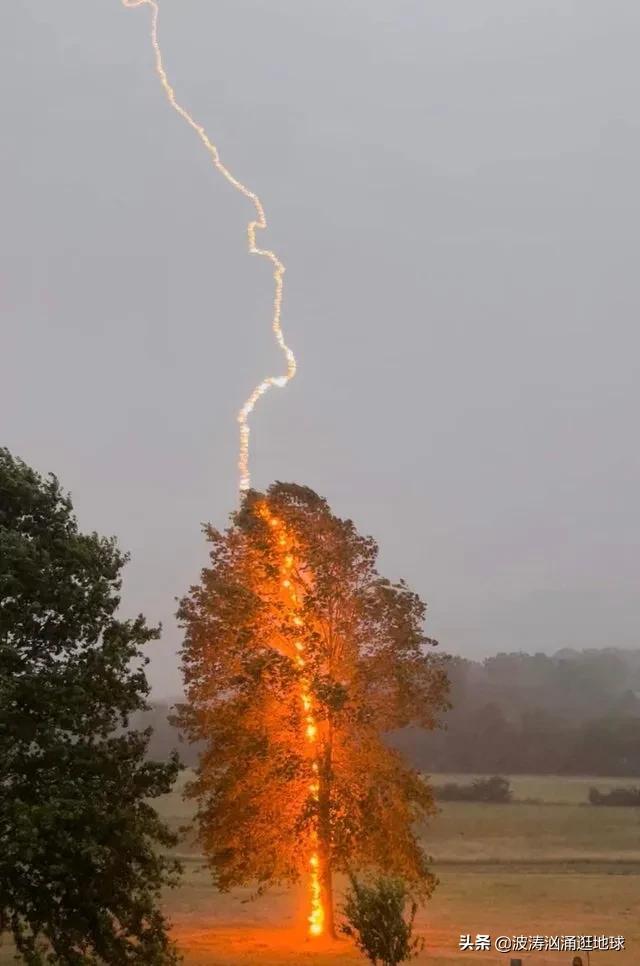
[177,483,449,935]
[0,448,180,964]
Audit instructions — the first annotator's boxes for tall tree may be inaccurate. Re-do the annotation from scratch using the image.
[0,448,181,964]
[178,483,449,937]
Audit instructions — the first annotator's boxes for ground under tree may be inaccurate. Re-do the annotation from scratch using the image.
[177,483,449,937]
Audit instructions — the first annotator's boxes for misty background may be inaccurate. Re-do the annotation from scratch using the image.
[2,0,638,697]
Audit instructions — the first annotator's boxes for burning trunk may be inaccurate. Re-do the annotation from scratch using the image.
[318,839,335,938]
[317,731,336,938]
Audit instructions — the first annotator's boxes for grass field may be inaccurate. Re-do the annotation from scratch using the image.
[1,774,637,964]
[166,865,637,965]
[147,772,639,964]
[159,770,640,865]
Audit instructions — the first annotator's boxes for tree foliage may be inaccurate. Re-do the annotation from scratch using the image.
[177,483,449,933]
[340,875,424,966]
[0,448,181,964]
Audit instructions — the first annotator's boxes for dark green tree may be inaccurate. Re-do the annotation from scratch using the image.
[0,448,181,964]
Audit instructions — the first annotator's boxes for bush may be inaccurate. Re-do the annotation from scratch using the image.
[340,875,424,966]
[435,776,512,803]
[588,786,640,806]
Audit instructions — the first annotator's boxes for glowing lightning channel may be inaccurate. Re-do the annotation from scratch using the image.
[123,0,297,492]
[262,507,325,938]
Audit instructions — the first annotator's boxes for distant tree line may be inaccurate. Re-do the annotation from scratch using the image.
[391,649,640,777]
[143,648,640,777]
[588,786,640,806]
[435,776,512,803]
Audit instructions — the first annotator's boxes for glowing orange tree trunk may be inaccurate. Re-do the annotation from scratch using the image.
[260,504,330,937]
[317,739,336,938]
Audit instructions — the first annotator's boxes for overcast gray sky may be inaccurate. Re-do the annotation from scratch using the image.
[2,0,639,696]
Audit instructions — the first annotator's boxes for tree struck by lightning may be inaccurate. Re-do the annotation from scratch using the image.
[122,4,448,945]
[176,484,449,939]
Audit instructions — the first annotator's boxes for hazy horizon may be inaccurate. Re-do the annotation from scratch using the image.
[2,1,639,696]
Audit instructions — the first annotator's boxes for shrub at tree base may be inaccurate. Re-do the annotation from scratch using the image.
[340,875,425,966]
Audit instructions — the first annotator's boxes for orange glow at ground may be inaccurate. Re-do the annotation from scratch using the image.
[171,924,349,964]
[170,919,459,965]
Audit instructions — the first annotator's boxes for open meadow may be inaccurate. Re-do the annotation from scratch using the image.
[154,772,639,965]
[1,773,636,965]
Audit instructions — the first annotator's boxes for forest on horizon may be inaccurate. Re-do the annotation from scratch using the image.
[140,647,640,777]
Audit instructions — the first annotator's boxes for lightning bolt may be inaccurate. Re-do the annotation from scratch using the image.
[122,0,296,492]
